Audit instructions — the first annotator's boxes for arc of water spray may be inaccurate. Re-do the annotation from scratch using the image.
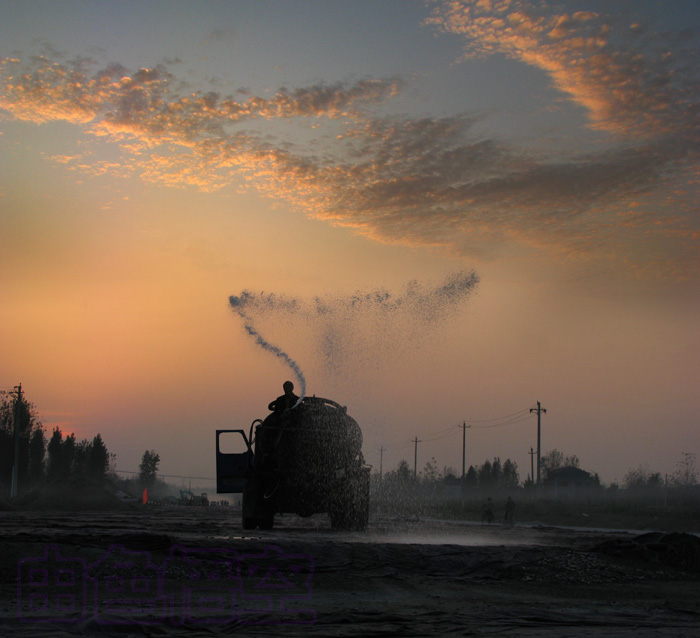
[229,295,306,407]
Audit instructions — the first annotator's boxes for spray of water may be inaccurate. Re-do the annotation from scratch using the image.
[229,271,479,391]
[229,294,306,405]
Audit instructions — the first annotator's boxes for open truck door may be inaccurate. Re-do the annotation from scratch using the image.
[216,429,252,494]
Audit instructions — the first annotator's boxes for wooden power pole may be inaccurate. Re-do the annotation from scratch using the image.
[530,401,547,486]
[460,423,471,481]
[413,437,421,481]
[11,384,22,499]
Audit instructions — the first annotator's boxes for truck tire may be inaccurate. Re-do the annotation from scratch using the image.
[329,506,349,530]
[258,517,274,530]
[242,473,276,530]
[351,470,370,531]
[242,517,258,530]
[353,484,370,531]
[329,469,369,531]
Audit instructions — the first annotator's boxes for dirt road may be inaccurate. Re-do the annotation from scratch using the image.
[1,508,698,636]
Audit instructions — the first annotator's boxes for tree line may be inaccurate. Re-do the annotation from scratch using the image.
[377,452,585,490]
[622,452,698,490]
[1,388,162,495]
[377,447,698,491]
[0,389,111,485]
[379,456,521,491]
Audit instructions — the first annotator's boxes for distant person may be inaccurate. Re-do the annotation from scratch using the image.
[504,496,516,527]
[482,497,494,525]
[268,381,299,414]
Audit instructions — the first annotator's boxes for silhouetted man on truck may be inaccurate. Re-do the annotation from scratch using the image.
[268,381,299,414]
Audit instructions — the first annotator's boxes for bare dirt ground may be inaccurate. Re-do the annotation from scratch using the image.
[0,507,699,637]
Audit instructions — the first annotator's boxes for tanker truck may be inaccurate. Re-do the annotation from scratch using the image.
[216,396,370,531]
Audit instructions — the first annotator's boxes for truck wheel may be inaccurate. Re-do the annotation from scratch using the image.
[242,517,258,530]
[258,517,274,530]
[329,506,350,531]
[349,469,370,531]
[330,471,369,531]
[242,482,258,529]
[242,473,277,531]
[352,490,369,531]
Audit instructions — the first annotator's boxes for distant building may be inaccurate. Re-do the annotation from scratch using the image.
[544,466,596,497]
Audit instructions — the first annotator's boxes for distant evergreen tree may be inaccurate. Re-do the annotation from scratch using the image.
[501,459,520,489]
[28,428,46,481]
[139,450,161,488]
[490,457,502,486]
[88,434,109,481]
[74,439,91,475]
[478,459,492,489]
[464,465,478,488]
[62,433,76,475]
[395,459,412,483]
[47,428,63,477]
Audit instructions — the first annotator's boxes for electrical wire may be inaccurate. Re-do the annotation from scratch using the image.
[114,470,215,481]
[470,414,534,429]
[380,406,536,452]
[469,407,533,423]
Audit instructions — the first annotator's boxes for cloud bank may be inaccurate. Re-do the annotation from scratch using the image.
[1,0,698,278]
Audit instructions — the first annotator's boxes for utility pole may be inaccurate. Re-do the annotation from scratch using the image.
[413,437,421,481]
[378,446,384,480]
[530,401,547,486]
[529,447,536,486]
[460,423,471,481]
[11,384,22,499]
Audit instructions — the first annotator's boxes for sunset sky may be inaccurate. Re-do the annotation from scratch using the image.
[1,0,698,488]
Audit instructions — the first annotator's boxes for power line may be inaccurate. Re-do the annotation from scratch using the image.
[113,470,215,481]
[421,426,462,442]
[432,407,535,432]
[470,414,534,429]
[378,405,536,455]
[469,407,534,423]
[418,411,535,443]
[428,420,466,436]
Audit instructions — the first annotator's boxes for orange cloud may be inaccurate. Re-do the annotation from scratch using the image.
[427,0,698,141]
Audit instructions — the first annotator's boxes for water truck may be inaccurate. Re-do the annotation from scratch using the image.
[216,396,370,531]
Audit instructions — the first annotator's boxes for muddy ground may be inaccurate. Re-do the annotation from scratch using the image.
[0,507,699,637]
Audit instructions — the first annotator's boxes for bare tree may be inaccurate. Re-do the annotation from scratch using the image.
[624,465,663,489]
[540,449,579,481]
[672,452,698,487]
